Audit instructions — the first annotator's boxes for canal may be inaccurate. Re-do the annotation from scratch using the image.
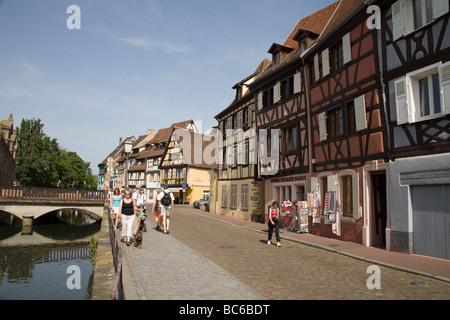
[0,209,101,300]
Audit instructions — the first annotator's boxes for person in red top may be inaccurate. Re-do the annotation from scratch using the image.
[268,201,281,247]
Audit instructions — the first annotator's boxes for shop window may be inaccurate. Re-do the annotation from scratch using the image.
[342,175,353,217]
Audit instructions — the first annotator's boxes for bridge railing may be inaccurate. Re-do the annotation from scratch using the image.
[0,186,107,202]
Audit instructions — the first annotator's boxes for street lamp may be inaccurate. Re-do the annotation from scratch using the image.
[124,138,133,189]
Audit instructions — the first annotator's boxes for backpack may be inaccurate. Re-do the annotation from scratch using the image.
[161,192,172,206]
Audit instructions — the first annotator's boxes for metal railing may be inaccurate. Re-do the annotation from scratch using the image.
[108,208,124,300]
[0,186,106,202]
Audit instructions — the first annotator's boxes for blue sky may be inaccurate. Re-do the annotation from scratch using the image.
[0,0,336,173]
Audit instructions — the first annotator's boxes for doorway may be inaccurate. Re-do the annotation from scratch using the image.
[370,172,387,248]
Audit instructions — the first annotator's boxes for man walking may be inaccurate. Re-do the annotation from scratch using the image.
[157,184,174,234]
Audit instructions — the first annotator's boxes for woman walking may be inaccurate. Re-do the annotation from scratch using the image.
[119,190,138,246]
[110,188,121,229]
[268,201,281,247]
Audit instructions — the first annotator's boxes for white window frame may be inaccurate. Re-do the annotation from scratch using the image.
[394,61,450,124]
[392,0,449,41]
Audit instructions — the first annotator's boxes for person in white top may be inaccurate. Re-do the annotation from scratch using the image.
[133,186,147,211]
[157,184,174,234]
[132,186,147,235]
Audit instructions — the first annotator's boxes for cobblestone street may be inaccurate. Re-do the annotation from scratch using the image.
[162,206,450,300]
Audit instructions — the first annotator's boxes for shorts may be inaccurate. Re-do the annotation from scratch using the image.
[112,207,119,214]
[160,206,171,217]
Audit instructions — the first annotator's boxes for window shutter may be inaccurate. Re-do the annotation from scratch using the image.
[327,175,337,193]
[293,72,302,94]
[354,95,367,131]
[342,33,352,64]
[402,0,414,36]
[392,1,403,41]
[248,104,254,126]
[440,61,450,115]
[237,110,243,128]
[322,48,330,76]
[394,77,409,124]
[433,0,449,19]
[219,120,224,136]
[314,54,320,82]
[249,134,256,164]
[274,82,281,103]
[318,112,327,141]
[352,172,360,219]
[257,92,263,110]
[226,117,232,130]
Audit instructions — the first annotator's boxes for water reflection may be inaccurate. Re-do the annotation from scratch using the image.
[0,208,101,300]
[0,243,93,300]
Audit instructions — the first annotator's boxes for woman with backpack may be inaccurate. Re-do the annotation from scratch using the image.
[157,184,175,234]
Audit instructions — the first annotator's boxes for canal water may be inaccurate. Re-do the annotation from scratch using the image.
[0,209,101,300]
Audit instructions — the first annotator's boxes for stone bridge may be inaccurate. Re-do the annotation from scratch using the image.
[0,186,107,233]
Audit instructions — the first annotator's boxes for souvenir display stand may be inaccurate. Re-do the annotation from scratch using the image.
[298,201,309,233]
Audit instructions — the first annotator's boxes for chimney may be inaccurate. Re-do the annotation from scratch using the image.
[119,137,123,144]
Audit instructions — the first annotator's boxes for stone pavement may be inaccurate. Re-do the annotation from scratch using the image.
[186,206,450,283]
[120,205,450,300]
[121,215,266,300]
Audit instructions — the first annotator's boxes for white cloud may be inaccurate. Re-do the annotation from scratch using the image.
[117,36,192,54]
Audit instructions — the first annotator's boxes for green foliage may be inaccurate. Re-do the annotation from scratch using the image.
[15,118,97,189]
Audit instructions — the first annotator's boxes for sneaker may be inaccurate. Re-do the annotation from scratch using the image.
[277,242,281,247]
[267,241,271,245]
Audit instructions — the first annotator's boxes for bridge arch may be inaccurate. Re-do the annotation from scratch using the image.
[0,204,104,221]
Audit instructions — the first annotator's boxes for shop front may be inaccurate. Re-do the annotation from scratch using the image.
[264,174,308,231]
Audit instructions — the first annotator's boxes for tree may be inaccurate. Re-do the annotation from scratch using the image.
[15,119,60,187]
[15,118,97,189]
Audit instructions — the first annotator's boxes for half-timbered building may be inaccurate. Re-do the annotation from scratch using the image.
[304,0,388,245]
[214,60,269,222]
[250,1,365,228]
[378,0,450,259]
[159,126,216,205]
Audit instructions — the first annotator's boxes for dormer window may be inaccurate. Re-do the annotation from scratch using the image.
[293,28,319,53]
[268,43,294,66]
[274,52,280,65]
[236,86,242,99]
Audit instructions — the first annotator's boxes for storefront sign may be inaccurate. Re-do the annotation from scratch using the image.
[270,175,306,183]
